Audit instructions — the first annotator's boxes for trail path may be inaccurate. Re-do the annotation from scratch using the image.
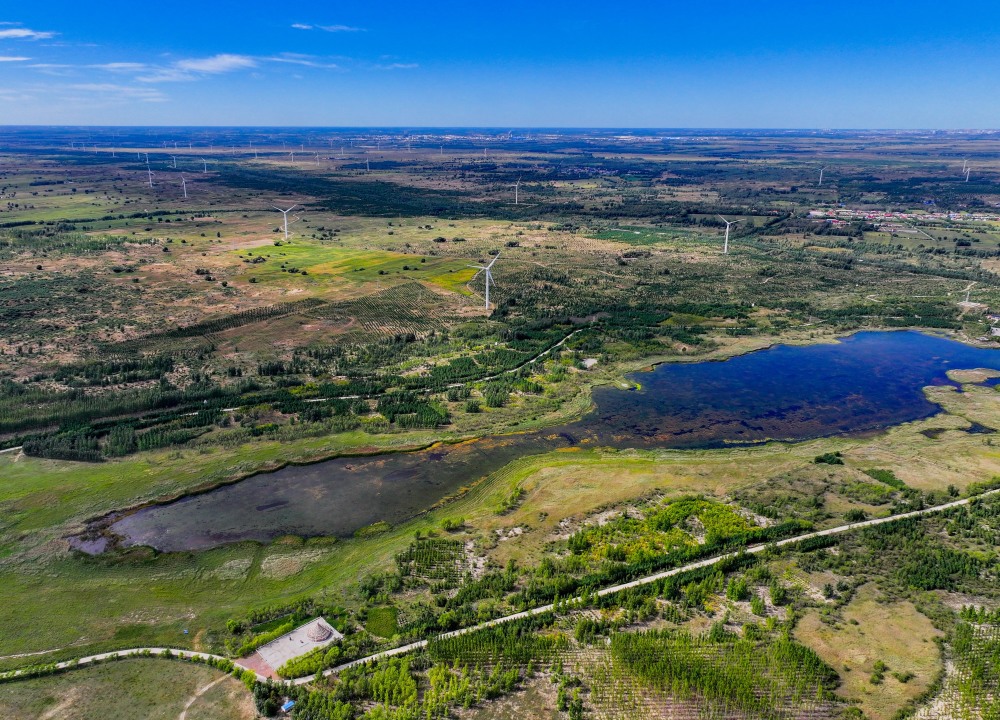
[178,674,228,720]
[4,488,996,688]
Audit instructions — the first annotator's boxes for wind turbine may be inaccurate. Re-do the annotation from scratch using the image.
[366,154,370,173]
[965,166,971,183]
[170,155,177,169]
[201,158,208,173]
[180,174,188,199]
[962,158,969,175]
[469,252,500,310]
[513,176,522,205]
[717,215,741,255]
[274,204,298,240]
[146,161,154,188]
[818,166,825,186]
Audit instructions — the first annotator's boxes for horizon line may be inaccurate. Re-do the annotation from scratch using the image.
[2,125,1000,133]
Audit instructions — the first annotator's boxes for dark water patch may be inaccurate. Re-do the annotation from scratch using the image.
[106,331,1000,552]
[966,422,996,435]
[255,500,289,512]
[920,428,948,439]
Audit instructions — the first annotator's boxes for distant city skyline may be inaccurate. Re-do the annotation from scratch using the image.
[1,0,998,128]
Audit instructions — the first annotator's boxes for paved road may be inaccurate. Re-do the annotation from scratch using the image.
[0,648,259,683]
[4,488,996,688]
[295,487,1000,684]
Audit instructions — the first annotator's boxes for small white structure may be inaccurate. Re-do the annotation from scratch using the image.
[256,617,342,671]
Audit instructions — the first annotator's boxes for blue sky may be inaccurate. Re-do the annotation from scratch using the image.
[0,0,997,127]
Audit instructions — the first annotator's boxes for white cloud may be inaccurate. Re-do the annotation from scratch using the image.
[375,62,418,70]
[138,54,257,82]
[0,27,55,40]
[292,23,362,32]
[90,62,147,72]
[267,53,341,70]
[0,55,29,62]
[68,82,166,102]
[175,53,257,73]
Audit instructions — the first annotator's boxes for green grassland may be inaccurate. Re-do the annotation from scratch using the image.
[3,131,1000,718]
[228,239,477,292]
[2,370,1000,669]
[0,659,254,720]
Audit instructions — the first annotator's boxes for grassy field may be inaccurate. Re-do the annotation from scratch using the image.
[228,239,476,292]
[795,585,944,720]
[3,130,1000,716]
[0,659,254,720]
[3,369,1000,664]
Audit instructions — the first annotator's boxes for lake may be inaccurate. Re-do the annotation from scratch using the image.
[107,331,1000,551]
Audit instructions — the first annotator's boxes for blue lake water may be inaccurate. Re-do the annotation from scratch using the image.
[107,331,1000,551]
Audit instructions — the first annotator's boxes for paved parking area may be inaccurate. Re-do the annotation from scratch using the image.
[257,617,343,671]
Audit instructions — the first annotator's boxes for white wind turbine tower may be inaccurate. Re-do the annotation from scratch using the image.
[146,161,154,188]
[170,155,177,169]
[366,154,371,173]
[818,166,825,186]
[513,176,522,205]
[962,158,969,175]
[201,158,208,173]
[180,174,188,199]
[965,165,971,183]
[469,252,501,310]
[717,215,741,255]
[274,204,299,240]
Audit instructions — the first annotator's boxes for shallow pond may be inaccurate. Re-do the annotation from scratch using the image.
[108,331,1000,551]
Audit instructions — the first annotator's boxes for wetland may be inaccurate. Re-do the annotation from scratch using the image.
[109,330,1000,551]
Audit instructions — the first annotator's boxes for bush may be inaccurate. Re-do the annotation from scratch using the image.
[814,452,844,465]
[845,509,867,523]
